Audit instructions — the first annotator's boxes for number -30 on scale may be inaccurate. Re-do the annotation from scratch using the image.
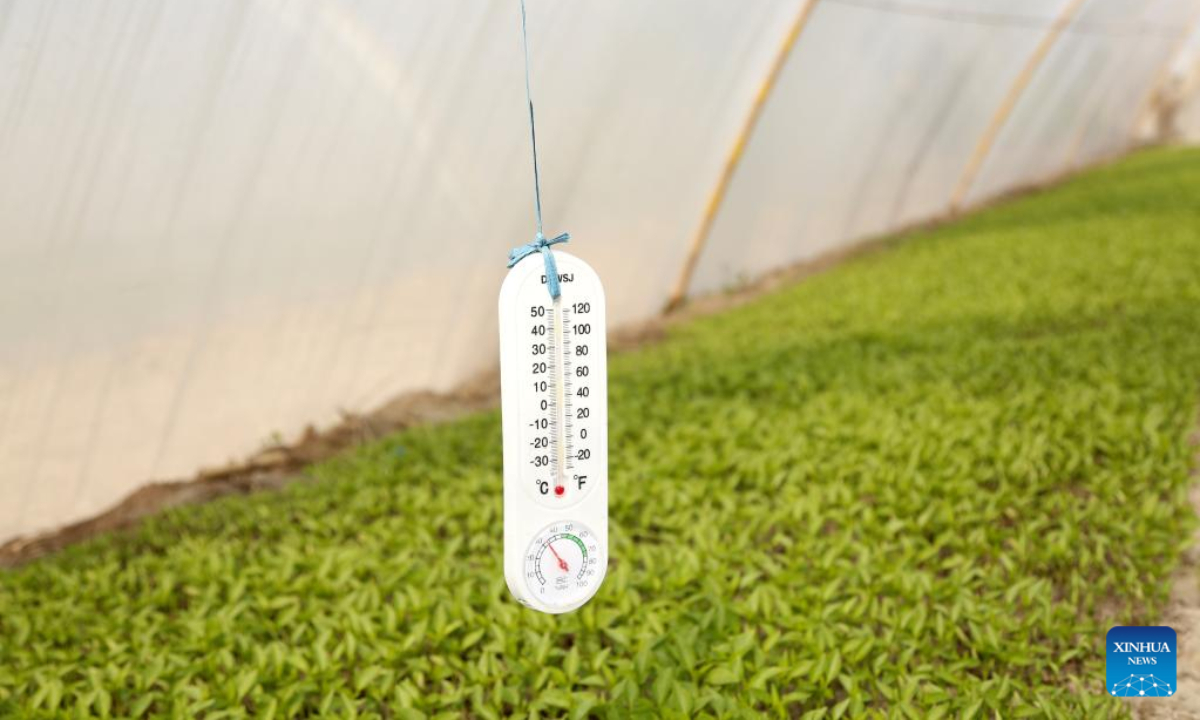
[499,251,608,614]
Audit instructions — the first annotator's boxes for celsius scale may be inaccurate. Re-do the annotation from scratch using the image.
[499,252,608,614]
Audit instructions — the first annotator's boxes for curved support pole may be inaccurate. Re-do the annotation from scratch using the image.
[665,0,821,311]
[1126,9,1200,144]
[948,0,1089,214]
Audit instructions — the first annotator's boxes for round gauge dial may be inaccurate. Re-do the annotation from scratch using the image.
[523,520,605,609]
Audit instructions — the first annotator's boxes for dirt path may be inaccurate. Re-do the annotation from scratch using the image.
[1133,425,1200,719]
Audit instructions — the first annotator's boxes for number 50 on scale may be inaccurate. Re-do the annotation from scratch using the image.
[499,251,608,614]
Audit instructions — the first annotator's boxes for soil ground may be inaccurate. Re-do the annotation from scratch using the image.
[1132,424,1200,720]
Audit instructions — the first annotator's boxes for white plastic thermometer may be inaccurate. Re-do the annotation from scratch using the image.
[500,251,608,614]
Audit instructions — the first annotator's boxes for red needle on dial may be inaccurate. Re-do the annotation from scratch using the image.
[548,543,570,573]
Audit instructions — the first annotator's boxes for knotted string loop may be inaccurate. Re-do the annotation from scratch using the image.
[508,231,570,298]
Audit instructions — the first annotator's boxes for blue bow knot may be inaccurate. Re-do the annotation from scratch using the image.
[507,231,570,299]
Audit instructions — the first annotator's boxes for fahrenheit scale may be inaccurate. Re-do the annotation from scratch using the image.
[500,251,608,613]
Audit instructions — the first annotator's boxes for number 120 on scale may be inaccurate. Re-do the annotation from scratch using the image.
[526,298,597,499]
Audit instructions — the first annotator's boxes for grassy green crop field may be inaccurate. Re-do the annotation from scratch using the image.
[3,147,1200,719]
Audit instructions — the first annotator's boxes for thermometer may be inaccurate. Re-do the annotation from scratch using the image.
[499,250,608,613]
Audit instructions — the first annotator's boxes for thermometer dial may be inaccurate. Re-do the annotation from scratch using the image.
[500,250,608,614]
[523,521,605,609]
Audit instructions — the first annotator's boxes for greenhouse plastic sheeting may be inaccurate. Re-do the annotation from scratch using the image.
[980,0,1200,195]
[1184,93,1200,140]
[1176,25,1200,140]
[0,0,1195,543]
[693,0,1057,293]
[973,0,1187,199]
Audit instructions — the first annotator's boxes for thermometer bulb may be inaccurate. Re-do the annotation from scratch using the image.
[550,295,570,500]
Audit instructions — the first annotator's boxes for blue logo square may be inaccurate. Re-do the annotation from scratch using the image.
[1107,626,1177,697]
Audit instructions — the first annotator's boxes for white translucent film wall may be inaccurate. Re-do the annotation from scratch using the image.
[694,0,1057,290]
[1176,25,1200,140]
[691,0,1200,294]
[0,0,1194,543]
[1184,91,1200,141]
[0,0,799,542]
[979,0,1200,193]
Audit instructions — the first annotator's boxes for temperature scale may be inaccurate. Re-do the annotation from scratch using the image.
[500,251,608,613]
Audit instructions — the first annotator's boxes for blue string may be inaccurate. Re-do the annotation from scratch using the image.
[508,231,571,298]
[510,0,570,300]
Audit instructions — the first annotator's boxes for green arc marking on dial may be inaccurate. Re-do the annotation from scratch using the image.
[563,533,587,557]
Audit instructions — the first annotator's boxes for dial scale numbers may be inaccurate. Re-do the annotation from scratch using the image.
[524,522,603,607]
